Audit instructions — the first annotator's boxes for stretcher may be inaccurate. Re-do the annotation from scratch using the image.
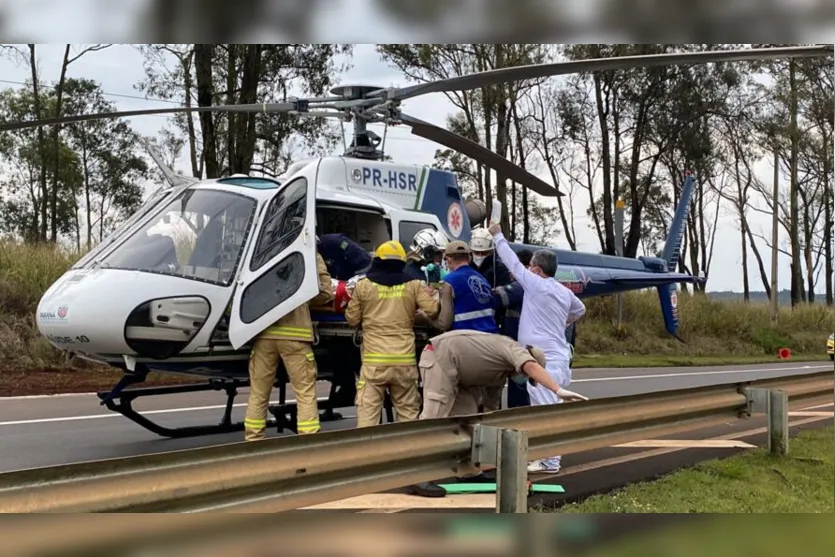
[309,277,439,344]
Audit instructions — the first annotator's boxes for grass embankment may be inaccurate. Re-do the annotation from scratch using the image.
[1,240,832,395]
[548,426,834,514]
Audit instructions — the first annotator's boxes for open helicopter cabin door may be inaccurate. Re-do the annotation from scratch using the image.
[227,164,319,349]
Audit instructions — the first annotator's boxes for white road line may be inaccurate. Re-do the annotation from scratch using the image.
[571,364,830,383]
[0,364,829,427]
[0,397,343,427]
[1,364,827,401]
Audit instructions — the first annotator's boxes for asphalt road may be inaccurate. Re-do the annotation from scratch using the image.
[0,361,830,474]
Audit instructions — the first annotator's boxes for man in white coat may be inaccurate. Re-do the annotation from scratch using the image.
[488,221,587,474]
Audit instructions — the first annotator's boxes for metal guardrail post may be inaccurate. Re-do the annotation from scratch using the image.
[472,424,529,513]
[768,389,789,455]
[743,387,790,455]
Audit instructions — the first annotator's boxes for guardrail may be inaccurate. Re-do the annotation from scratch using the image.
[0,370,831,516]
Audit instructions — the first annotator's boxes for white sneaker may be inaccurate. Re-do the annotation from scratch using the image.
[527,460,561,474]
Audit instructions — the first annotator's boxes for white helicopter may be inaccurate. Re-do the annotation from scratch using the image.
[7,44,831,438]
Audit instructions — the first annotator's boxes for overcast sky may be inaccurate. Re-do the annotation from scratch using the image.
[0,43,826,294]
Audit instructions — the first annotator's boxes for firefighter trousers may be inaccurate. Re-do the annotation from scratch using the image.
[245,338,320,441]
[355,364,420,428]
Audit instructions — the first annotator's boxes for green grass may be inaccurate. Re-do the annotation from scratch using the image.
[1,239,833,376]
[549,426,834,513]
[574,515,835,557]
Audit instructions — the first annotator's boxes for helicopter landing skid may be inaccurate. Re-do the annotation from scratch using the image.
[96,373,264,439]
[95,368,368,439]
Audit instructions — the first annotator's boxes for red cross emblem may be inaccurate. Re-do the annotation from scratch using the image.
[447,203,463,237]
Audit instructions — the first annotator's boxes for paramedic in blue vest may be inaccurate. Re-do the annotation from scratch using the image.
[493,248,533,408]
[317,233,372,281]
[442,240,499,334]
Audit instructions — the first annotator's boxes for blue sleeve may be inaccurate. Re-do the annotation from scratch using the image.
[495,281,524,308]
[494,259,512,287]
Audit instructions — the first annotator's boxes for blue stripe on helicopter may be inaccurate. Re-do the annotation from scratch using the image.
[416,168,472,244]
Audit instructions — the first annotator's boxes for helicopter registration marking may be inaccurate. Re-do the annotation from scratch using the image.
[47,334,90,345]
[360,167,417,191]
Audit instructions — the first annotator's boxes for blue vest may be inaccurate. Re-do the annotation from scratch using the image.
[445,265,499,333]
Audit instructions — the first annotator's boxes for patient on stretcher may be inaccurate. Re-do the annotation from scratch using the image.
[309,275,452,332]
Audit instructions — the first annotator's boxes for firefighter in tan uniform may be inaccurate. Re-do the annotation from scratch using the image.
[244,251,334,441]
[345,240,442,427]
[408,329,589,497]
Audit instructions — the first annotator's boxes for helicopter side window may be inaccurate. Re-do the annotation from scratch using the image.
[250,177,308,272]
[399,221,437,250]
[100,189,257,287]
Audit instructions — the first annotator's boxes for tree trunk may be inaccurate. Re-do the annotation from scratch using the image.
[226,45,237,175]
[740,212,750,301]
[28,45,47,243]
[824,132,833,306]
[788,60,802,307]
[591,71,614,254]
[234,44,262,174]
[49,45,71,244]
[194,44,219,178]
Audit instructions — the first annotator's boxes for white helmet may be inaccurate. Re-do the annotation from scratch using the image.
[411,228,448,255]
[470,228,494,252]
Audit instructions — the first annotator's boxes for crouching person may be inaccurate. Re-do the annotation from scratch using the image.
[406,329,588,498]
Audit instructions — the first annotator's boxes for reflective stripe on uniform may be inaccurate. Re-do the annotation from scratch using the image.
[297,418,321,433]
[245,417,266,429]
[453,308,495,322]
[263,325,313,340]
[496,288,510,307]
[357,378,366,389]
[305,352,315,361]
[505,309,521,318]
[363,352,417,365]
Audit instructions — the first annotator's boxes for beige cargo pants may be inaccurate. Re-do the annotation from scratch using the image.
[417,344,503,419]
[245,338,320,441]
[355,364,421,427]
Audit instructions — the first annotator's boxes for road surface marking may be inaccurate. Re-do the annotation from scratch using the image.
[0,364,827,401]
[310,404,831,512]
[0,365,829,426]
[0,397,338,427]
[614,439,757,449]
[788,411,834,417]
[572,364,830,383]
[534,411,833,480]
[301,493,496,511]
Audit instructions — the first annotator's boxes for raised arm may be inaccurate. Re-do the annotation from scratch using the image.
[492,231,543,293]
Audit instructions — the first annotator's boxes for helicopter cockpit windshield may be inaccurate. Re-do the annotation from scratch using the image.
[99,188,257,286]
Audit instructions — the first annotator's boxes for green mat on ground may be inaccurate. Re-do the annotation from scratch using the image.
[437,482,565,494]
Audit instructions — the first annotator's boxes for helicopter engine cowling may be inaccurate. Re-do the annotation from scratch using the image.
[465,199,488,227]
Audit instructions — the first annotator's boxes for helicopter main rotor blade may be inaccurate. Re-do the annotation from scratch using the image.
[0,102,301,132]
[399,113,561,198]
[376,45,834,102]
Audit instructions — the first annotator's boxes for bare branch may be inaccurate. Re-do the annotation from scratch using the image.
[67,44,112,66]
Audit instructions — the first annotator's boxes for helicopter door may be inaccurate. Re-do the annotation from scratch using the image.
[227,171,318,349]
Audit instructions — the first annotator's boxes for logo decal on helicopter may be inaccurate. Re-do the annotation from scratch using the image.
[39,305,70,323]
[447,202,463,238]
[356,166,417,191]
[555,268,589,295]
